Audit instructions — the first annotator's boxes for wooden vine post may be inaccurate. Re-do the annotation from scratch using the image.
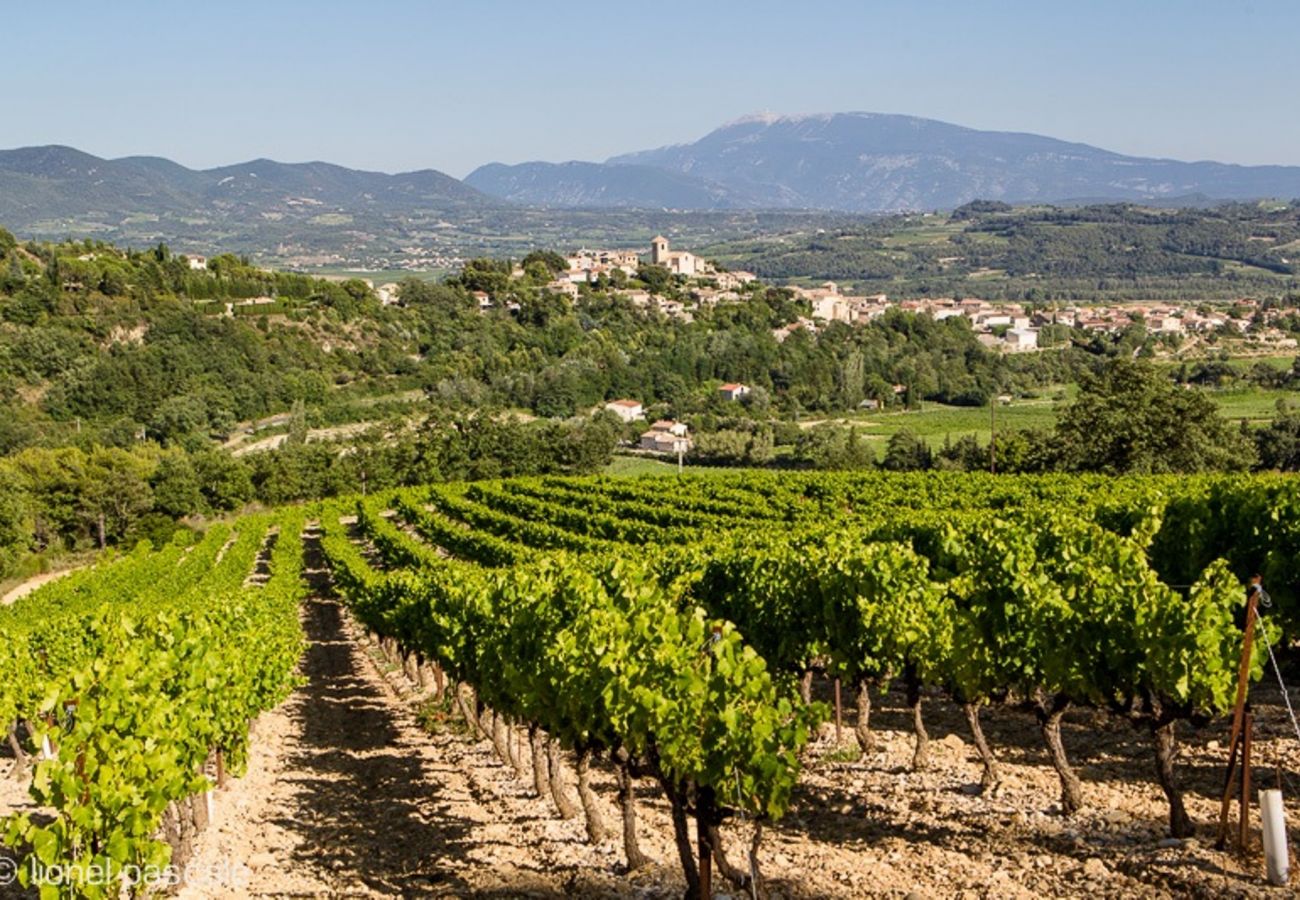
[1215,576,1263,853]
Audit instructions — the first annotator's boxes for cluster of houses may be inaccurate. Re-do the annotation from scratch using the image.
[458,241,1298,354]
[544,238,757,316]
[780,284,1043,352]
[603,383,754,455]
[772,285,1297,353]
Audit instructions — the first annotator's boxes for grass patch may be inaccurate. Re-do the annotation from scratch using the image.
[821,744,864,764]
[604,454,684,477]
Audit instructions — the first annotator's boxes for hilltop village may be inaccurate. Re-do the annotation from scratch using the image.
[432,236,1299,356]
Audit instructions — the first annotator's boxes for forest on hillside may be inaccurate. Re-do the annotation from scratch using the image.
[708,201,1300,301]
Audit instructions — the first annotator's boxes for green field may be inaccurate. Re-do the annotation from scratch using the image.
[603,454,683,476]
[808,384,1300,448]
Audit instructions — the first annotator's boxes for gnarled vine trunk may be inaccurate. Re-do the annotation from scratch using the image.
[505,718,526,777]
[1035,692,1082,815]
[1153,717,1193,838]
[800,668,815,705]
[528,723,549,797]
[661,776,700,898]
[491,711,512,765]
[432,662,445,702]
[905,665,929,771]
[615,753,650,870]
[7,723,28,778]
[708,817,763,896]
[575,745,608,843]
[964,702,1000,789]
[546,738,579,819]
[454,683,479,736]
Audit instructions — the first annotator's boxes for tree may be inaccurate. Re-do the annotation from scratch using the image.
[151,452,205,518]
[521,250,568,276]
[882,430,933,471]
[191,450,254,512]
[285,399,309,447]
[1054,359,1255,473]
[0,466,30,578]
[1255,400,1300,471]
[636,264,673,295]
[793,424,875,469]
[83,448,154,548]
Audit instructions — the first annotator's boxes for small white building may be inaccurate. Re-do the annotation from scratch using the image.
[718,383,751,402]
[186,255,207,271]
[640,419,691,453]
[1147,315,1185,334]
[1005,328,1039,351]
[605,399,644,423]
[547,279,581,299]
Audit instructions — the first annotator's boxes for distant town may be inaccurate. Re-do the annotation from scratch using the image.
[353,235,1298,357]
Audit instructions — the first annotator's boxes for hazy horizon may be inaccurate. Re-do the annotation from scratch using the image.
[3,0,1298,178]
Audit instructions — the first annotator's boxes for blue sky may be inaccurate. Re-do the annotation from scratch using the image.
[3,0,1296,177]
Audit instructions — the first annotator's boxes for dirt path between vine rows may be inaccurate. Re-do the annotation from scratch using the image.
[177,534,647,898]
[0,566,85,606]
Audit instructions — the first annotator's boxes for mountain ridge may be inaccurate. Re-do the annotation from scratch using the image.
[6,112,1300,263]
[475,111,1300,212]
[0,144,489,224]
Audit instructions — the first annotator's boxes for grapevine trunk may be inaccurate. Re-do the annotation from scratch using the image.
[905,666,929,771]
[575,745,608,843]
[1036,695,1083,815]
[1153,718,1193,838]
[615,754,650,870]
[545,737,579,819]
[529,723,549,798]
[491,711,512,765]
[964,703,1000,789]
[7,723,28,776]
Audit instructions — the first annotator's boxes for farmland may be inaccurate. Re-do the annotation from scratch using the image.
[2,471,1296,897]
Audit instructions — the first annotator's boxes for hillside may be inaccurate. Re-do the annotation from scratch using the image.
[464,160,745,209]
[474,112,1300,213]
[0,144,850,268]
[0,145,488,222]
[0,145,493,267]
[705,200,1300,301]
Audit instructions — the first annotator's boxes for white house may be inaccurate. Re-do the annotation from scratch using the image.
[718,383,751,402]
[605,399,644,423]
[547,279,582,299]
[639,419,691,453]
[1004,328,1039,351]
[186,255,208,271]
